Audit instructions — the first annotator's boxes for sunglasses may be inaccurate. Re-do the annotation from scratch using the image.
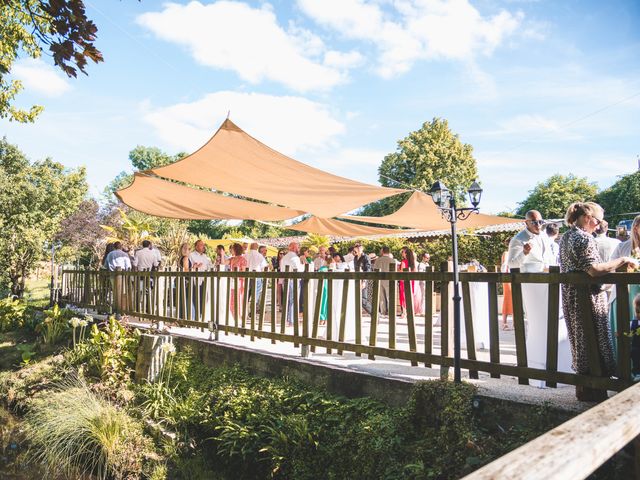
[592,216,603,225]
[527,220,545,226]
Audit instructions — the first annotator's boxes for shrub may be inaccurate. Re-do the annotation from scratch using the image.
[67,316,140,388]
[24,377,158,480]
[36,304,74,345]
[0,296,27,332]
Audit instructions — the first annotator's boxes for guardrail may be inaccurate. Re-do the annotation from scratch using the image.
[61,265,640,391]
[462,381,640,480]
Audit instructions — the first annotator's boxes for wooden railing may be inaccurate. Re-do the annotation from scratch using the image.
[462,381,640,480]
[61,266,640,391]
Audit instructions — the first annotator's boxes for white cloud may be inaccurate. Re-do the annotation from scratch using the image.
[297,0,523,78]
[142,90,346,155]
[11,58,71,97]
[137,1,360,92]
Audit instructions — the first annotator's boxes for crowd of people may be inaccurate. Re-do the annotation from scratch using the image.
[503,202,639,401]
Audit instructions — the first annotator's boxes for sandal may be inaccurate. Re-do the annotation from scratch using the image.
[501,323,512,331]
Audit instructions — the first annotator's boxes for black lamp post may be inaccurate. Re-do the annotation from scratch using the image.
[429,180,482,383]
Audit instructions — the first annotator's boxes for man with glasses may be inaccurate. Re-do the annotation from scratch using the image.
[507,210,556,271]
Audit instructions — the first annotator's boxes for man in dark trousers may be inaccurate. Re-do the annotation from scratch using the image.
[353,244,372,314]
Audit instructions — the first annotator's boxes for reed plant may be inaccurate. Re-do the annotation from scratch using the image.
[24,377,156,479]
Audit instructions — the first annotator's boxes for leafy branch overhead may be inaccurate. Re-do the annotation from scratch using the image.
[1,0,105,122]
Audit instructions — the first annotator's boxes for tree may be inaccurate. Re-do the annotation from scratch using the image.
[516,174,598,219]
[0,138,87,296]
[128,145,187,171]
[596,171,640,222]
[359,118,478,217]
[1,0,103,122]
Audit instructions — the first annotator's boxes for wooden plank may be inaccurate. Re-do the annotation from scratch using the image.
[461,280,478,379]
[424,267,433,368]
[354,278,362,357]
[388,263,397,350]
[293,274,300,347]
[337,276,350,355]
[270,276,277,344]
[302,274,310,346]
[545,266,560,388]
[487,266,500,378]
[249,276,256,341]
[510,268,529,385]
[310,274,324,353]
[241,270,249,335]
[280,266,290,336]
[258,270,268,336]
[461,383,640,480]
[616,282,631,381]
[440,261,451,379]
[369,275,381,360]
[404,275,418,367]
[326,271,334,354]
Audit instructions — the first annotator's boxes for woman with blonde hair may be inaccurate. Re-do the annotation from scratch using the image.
[178,243,191,271]
[559,202,635,401]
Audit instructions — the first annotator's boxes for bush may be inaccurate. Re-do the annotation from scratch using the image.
[334,232,513,271]
[134,351,484,480]
[24,377,159,480]
[67,316,140,388]
[0,296,27,332]
[36,304,74,345]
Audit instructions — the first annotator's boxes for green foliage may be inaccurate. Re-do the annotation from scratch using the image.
[15,342,36,365]
[402,381,480,478]
[516,174,598,219]
[0,0,103,122]
[24,378,157,480]
[134,350,486,480]
[361,118,478,217]
[596,171,640,222]
[82,316,140,387]
[0,296,27,332]
[0,139,87,296]
[334,232,513,270]
[129,145,186,171]
[301,233,330,249]
[36,304,73,345]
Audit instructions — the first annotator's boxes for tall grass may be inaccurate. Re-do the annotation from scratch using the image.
[24,377,156,479]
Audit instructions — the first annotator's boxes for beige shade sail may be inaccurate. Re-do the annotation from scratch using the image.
[288,216,417,237]
[115,173,305,221]
[148,119,407,218]
[339,191,522,230]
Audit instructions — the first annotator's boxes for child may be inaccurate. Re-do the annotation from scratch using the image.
[631,294,640,377]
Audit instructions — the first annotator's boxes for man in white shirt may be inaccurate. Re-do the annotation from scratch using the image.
[246,242,268,302]
[106,242,132,271]
[133,240,159,271]
[507,210,556,271]
[594,220,620,262]
[189,240,213,271]
[188,240,213,319]
[280,242,302,324]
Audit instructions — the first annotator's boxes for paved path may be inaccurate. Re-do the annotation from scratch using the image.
[123,311,598,413]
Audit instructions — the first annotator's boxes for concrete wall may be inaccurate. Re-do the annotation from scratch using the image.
[171,334,415,407]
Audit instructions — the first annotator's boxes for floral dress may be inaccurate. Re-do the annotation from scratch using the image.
[559,226,615,375]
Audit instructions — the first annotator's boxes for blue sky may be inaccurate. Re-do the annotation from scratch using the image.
[2,0,639,215]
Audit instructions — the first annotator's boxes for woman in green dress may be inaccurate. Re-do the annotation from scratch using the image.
[318,258,329,323]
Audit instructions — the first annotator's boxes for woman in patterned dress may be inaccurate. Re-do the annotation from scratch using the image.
[559,202,634,401]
